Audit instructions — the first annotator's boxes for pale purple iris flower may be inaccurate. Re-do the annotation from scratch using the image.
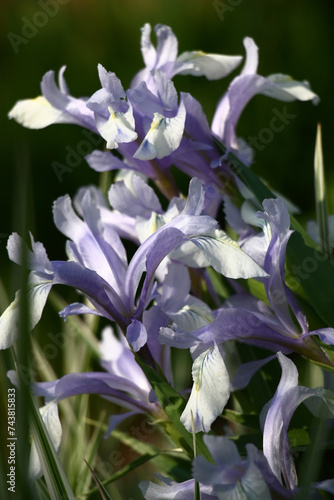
[0,178,266,353]
[131,23,243,90]
[262,352,334,495]
[8,25,319,196]
[7,325,163,479]
[140,354,334,499]
[159,198,334,433]
[193,434,283,500]
[86,64,137,150]
[212,37,319,161]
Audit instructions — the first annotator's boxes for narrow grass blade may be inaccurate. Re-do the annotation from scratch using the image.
[314,124,330,258]
[77,412,107,495]
[82,454,158,497]
[84,459,113,500]
[26,387,76,500]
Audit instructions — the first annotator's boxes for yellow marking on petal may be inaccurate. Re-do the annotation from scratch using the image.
[33,96,53,107]
[108,106,116,120]
[150,113,164,132]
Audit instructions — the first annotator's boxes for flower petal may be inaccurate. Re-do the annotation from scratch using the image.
[133,101,186,160]
[176,51,242,80]
[181,345,230,432]
[171,228,268,279]
[126,320,148,352]
[0,274,52,350]
[8,96,73,129]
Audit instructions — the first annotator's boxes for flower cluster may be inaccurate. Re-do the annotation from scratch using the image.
[3,23,334,499]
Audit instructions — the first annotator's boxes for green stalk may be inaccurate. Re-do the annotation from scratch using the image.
[314,124,331,258]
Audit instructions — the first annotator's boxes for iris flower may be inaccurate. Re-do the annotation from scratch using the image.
[0,178,266,352]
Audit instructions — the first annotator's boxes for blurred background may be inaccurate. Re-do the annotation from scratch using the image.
[1,0,334,498]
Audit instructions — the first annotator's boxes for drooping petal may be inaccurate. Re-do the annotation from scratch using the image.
[8,96,74,129]
[262,352,334,489]
[85,149,127,172]
[175,51,242,80]
[0,274,52,350]
[7,232,53,275]
[181,345,230,432]
[104,411,138,438]
[166,296,215,332]
[95,105,137,149]
[223,73,318,151]
[59,302,103,319]
[312,328,334,345]
[133,101,186,160]
[171,228,268,279]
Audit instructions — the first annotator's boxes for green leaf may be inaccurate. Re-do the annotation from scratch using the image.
[83,454,158,497]
[246,279,269,304]
[314,123,330,258]
[287,231,334,328]
[84,459,113,500]
[288,428,310,448]
[111,425,192,482]
[136,357,213,462]
[77,412,108,495]
[222,409,260,431]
